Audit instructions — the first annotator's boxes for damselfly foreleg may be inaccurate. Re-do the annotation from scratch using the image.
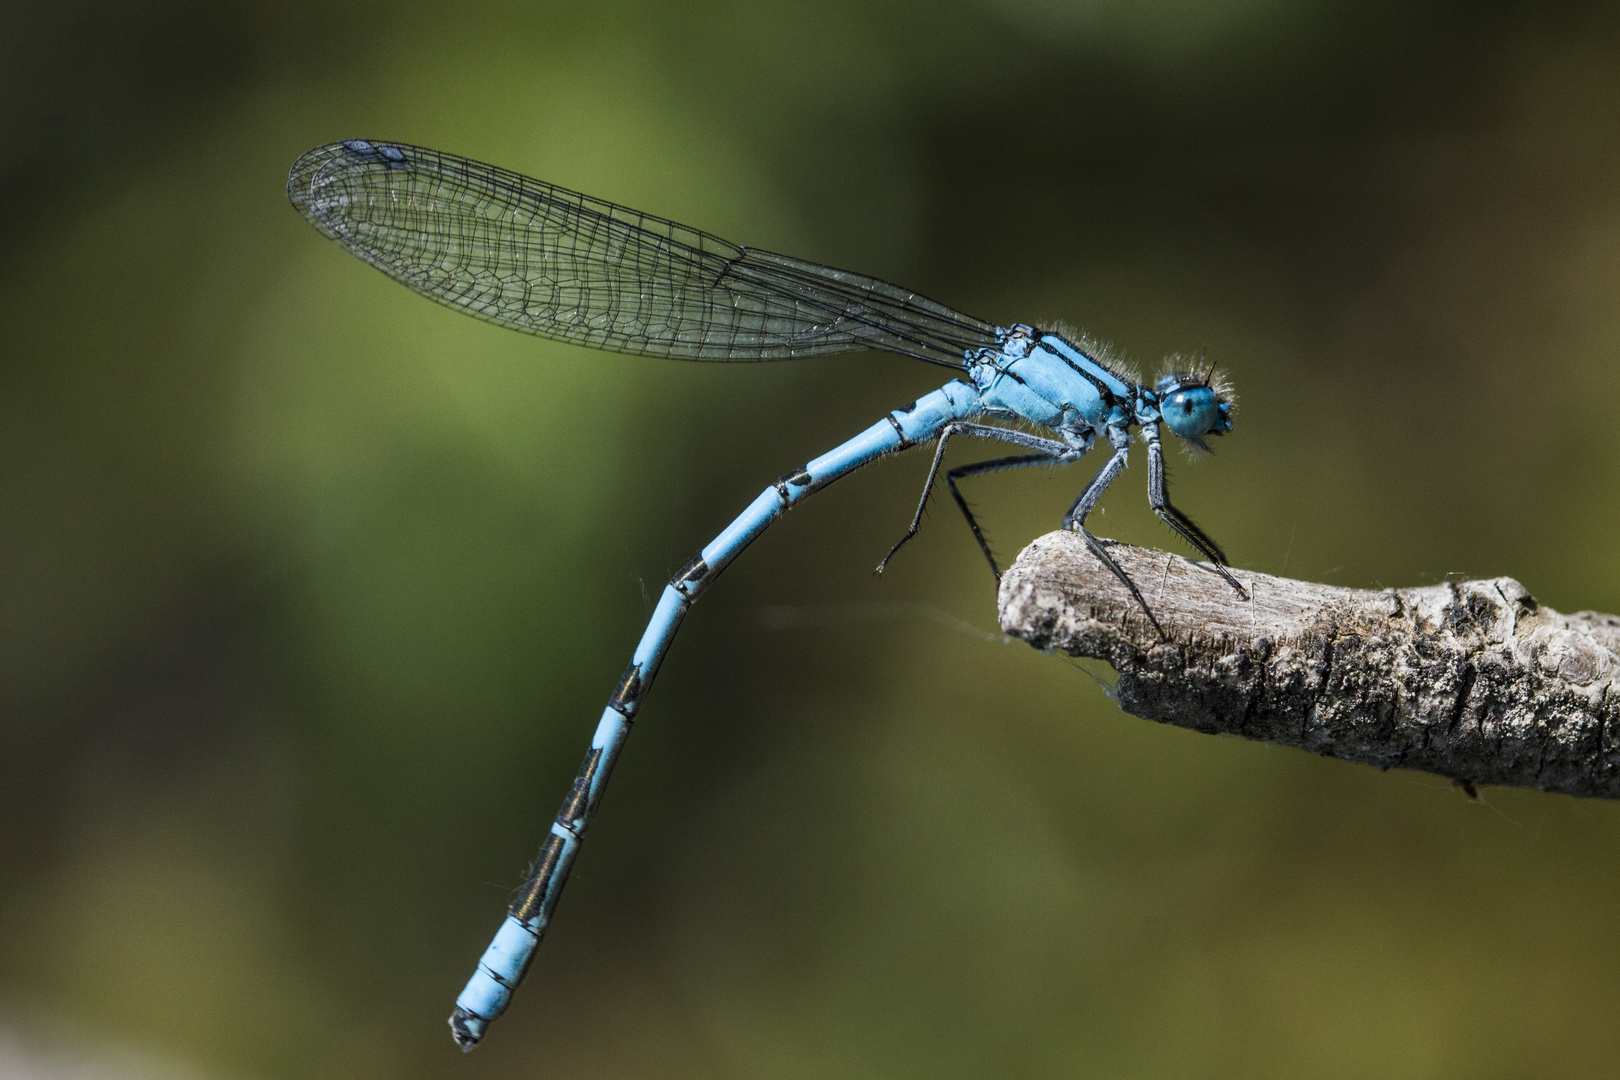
[1144,423,1248,598]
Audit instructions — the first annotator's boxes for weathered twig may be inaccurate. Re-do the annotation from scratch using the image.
[997,531,1620,798]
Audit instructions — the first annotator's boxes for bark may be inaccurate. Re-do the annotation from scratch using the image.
[996,531,1620,798]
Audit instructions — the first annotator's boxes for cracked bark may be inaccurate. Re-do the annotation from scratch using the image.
[997,531,1620,799]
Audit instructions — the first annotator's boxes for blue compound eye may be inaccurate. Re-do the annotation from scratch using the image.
[1161,386,1220,438]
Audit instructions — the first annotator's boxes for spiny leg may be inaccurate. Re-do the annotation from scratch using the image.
[944,452,1069,580]
[876,427,957,574]
[1061,426,1166,637]
[878,422,1076,574]
[1145,424,1248,599]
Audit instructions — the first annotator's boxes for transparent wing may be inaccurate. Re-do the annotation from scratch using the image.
[287,140,999,367]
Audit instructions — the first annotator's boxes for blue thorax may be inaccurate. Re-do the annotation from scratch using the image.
[967,324,1232,447]
[968,325,1131,442]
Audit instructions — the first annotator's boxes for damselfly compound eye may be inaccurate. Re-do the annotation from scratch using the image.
[1161,385,1221,439]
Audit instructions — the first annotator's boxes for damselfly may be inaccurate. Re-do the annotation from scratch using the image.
[286,139,1248,1049]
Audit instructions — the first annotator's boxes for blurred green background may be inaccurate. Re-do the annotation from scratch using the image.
[3,0,1620,1077]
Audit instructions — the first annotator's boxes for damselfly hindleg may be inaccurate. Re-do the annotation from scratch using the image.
[877,423,1079,576]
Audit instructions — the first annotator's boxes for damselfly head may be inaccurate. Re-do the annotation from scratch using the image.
[1154,350,1234,449]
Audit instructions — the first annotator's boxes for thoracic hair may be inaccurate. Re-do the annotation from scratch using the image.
[1044,321,1142,387]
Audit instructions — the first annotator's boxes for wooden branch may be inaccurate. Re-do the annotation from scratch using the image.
[997,531,1620,799]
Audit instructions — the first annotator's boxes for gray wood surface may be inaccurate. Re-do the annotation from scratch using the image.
[997,531,1620,798]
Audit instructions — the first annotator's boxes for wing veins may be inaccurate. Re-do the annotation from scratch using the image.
[288,141,1000,366]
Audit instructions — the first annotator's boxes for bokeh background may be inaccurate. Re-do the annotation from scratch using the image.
[4,1,1620,1077]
